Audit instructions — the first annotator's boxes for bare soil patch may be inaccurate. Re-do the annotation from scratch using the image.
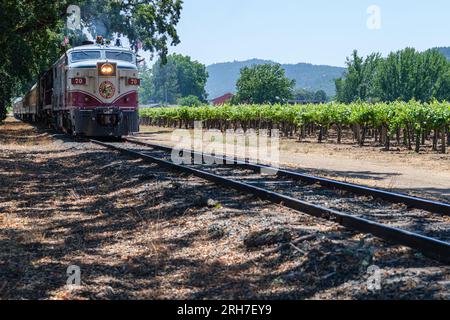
[0,118,448,300]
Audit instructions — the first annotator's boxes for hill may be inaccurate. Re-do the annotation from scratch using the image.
[436,47,450,60]
[206,59,346,99]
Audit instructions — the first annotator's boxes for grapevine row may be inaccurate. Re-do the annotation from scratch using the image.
[139,101,450,153]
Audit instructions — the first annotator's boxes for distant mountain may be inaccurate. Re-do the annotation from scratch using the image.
[436,47,450,60]
[206,59,346,99]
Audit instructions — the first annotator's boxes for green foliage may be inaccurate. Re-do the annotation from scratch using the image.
[0,0,66,121]
[75,0,182,63]
[378,48,421,102]
[336,48,450,103]
[293,88,328,102]
[336,50,382,103]
[142,54,208,104]
[294,88,315,102]
[142,101,450,154]
[176,95,203,107]
[314,90,328,102]
[150,58,180,104]
[140,101,450,139]
[234,64,295,104]
[138,63,153,104]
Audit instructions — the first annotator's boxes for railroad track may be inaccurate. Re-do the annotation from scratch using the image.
[91,138,450,264]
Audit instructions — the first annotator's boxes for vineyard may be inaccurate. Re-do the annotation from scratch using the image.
[139,101,450,153]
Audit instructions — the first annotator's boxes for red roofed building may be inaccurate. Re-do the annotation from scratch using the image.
[211,93,234,106]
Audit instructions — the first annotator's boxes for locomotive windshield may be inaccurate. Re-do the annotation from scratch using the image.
[69,49,135,64]
[71,50,101,62]
[105,51,134,62]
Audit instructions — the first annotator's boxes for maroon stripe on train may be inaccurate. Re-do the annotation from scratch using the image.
[68,91,138,109]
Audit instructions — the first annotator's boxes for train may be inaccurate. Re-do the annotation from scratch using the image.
[13,38,140,137]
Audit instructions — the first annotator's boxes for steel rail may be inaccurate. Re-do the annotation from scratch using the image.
[124,137,450,216]
[93,139,450,264]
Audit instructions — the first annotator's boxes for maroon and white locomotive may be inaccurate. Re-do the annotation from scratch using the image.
[14,38,140,137]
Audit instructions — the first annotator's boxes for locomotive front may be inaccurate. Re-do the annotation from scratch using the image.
[67,44,140,137]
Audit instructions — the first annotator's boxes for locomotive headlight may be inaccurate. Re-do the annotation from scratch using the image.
[101,63,114,75]
[98,62,116,76]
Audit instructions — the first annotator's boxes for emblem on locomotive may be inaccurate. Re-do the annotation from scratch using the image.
[99,81,116,99]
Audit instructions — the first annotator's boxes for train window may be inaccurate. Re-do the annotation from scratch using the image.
[105,51,134,62]
[71,51,101,62]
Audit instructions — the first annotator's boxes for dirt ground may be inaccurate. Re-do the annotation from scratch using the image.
[139,125,450,203]
[0,118,449,300]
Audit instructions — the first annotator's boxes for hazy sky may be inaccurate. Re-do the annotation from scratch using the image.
[165,0,450,67]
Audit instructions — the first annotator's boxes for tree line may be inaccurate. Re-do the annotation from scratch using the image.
[139,54,209,106]
[335,48,450,103]
[294,88,328,103]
